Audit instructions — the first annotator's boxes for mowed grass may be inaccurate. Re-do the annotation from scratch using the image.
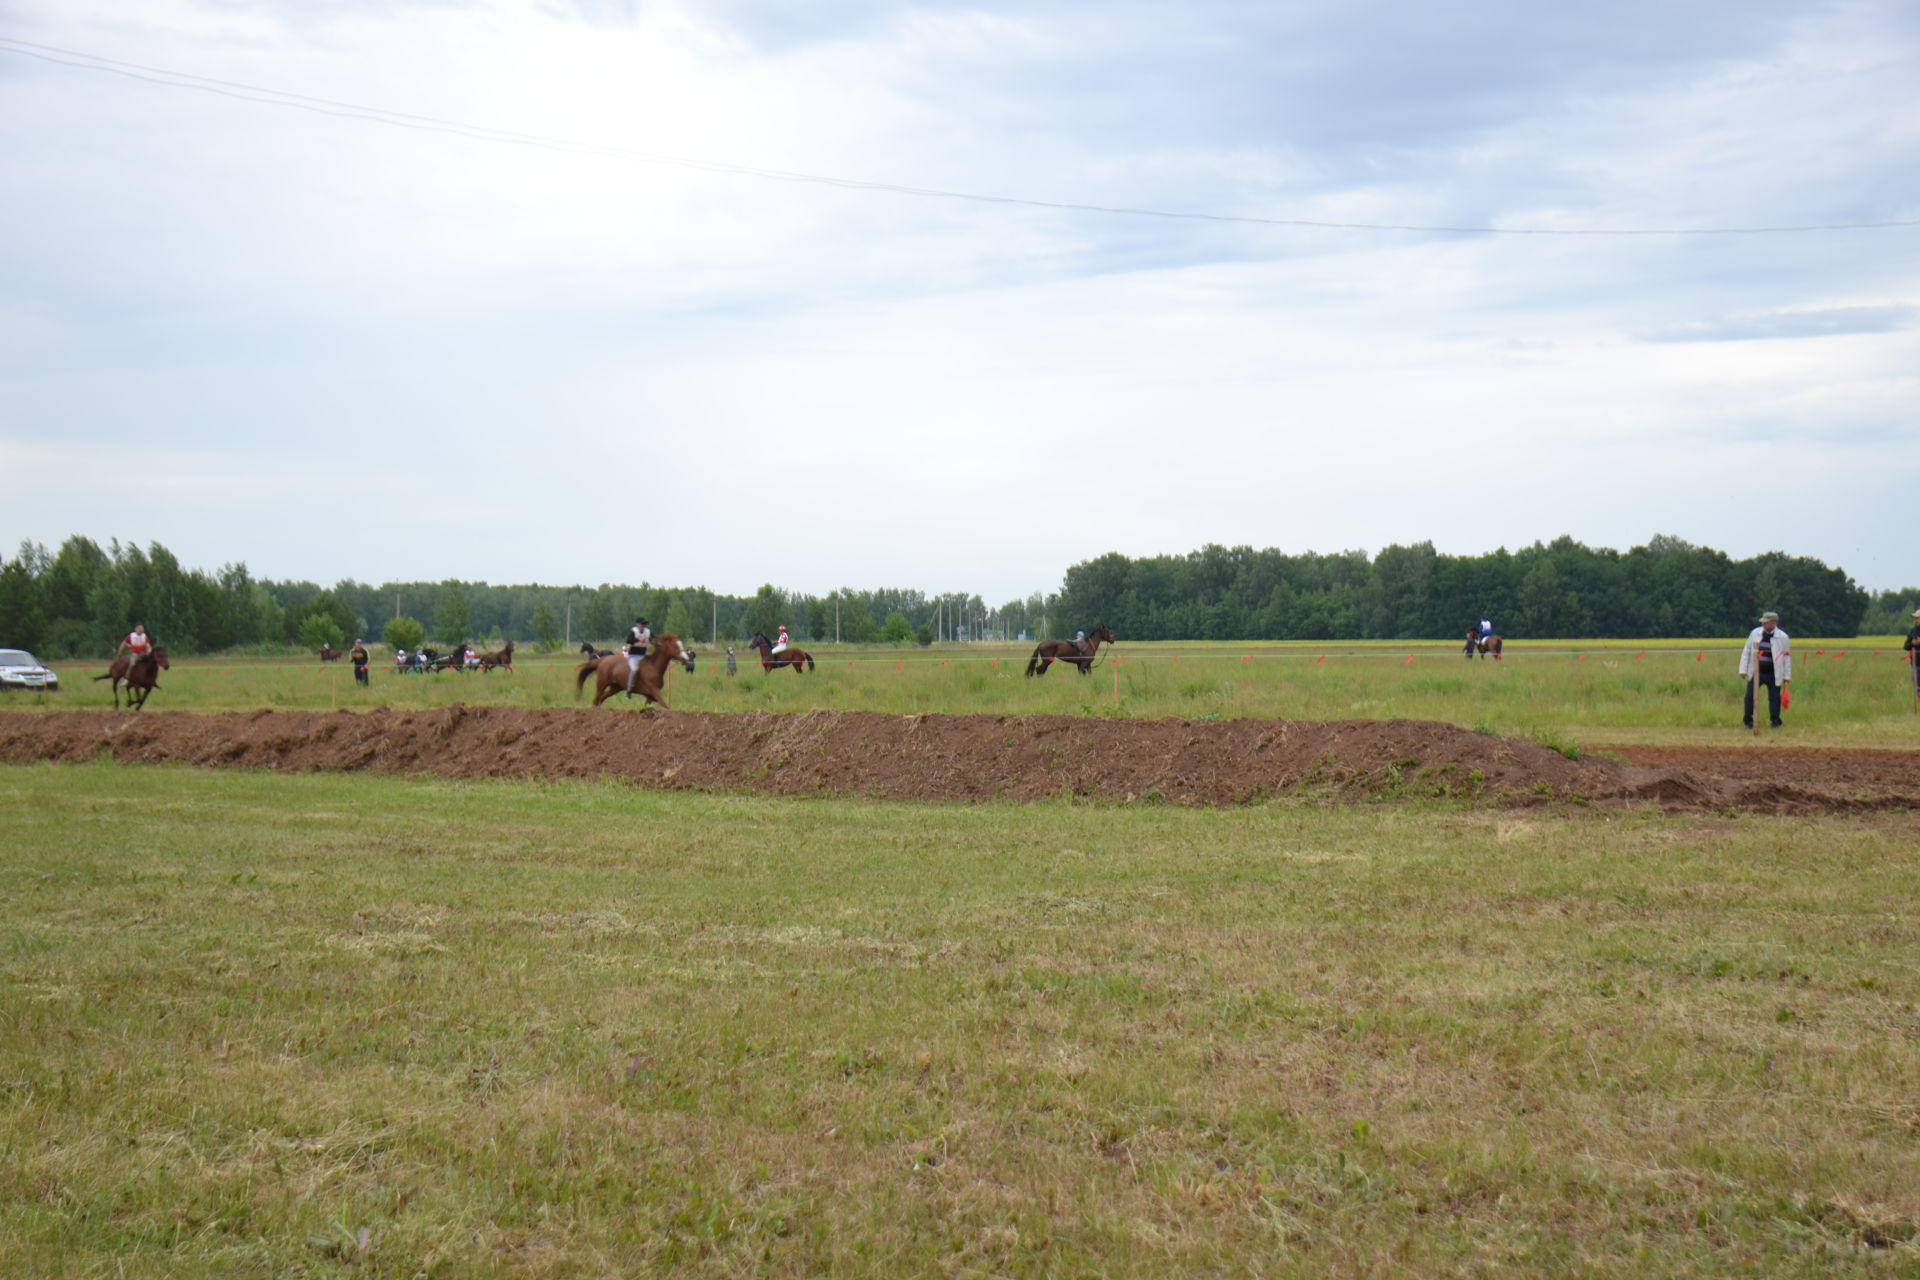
[3,763,1919,1276]
[14,636,1920,747]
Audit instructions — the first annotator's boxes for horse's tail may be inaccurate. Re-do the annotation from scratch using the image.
[574,661,596,698]
[806,654,816,672]
[1025,646,1043,677]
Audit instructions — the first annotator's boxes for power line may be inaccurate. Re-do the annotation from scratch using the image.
[4,34,1916,237]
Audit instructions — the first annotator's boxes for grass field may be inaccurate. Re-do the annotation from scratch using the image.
[3,764,1918,1276]
[11,636,1920,748]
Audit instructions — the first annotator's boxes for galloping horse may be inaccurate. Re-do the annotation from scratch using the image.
[1464,629,1503,660]
[1026,625,1115,677]
[747,632,815,674]
[576,633,695,708]
[579,641,613,661]
[476,639,514,671]
[95,645,171,709]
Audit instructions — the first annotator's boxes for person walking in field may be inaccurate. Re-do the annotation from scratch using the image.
[1904,608,1920,697]
[350,638,369,686]
[624,617,652,695]
[1740,611,1791,729]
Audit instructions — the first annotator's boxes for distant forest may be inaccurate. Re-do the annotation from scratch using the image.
[0,534,1907,659]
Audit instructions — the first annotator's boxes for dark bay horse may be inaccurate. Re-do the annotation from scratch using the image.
[476,640,514,671]
[1026,625,1115,677]
[579,641,613,661]
[95,645,171,709]
[318,646,345,662]
[1464,630,1503,660]
[747,632,815,674]
[576,633,694,708]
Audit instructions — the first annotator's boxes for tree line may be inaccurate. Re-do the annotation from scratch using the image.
[0,533,1900,659]
[1054,535,1882,640]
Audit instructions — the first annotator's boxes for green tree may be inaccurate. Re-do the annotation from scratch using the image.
[661,596,694,641]
[298,613,345,650]
[383,616,426,653]
[434,581,470,644]
[527,602,561,652]
[880,612,914,644]
[0,551,46,651]
[743,584,787,641]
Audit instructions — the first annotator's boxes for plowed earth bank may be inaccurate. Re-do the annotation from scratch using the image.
[5,708,1917,814]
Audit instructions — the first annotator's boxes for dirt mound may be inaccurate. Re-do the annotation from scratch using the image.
[1,708,1915,813]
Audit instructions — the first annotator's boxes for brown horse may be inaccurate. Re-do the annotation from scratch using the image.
[1026,625,1115,677]
[1464,629,1503,661]
[747,632,815,674]
[94,645,171,709]
[318,646,345,662]
[476,639,514,671]
[576,633,694,708]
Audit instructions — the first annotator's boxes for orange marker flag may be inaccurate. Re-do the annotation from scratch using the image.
[1242,655,1251,663]
[1315,655,1325,665]
[1696,651,1704,662]
[1576,653,1586,661]
[1403,654,1414,666]
[1781,686,1792,710]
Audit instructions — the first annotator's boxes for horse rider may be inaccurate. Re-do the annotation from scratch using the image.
[117,622,154,667]
[771,624,790,657]
[1479,616,1494,645]
[624,617,652,695]
[394,647,409,671]
[350,638,370,686]
[1074,629,1088,654]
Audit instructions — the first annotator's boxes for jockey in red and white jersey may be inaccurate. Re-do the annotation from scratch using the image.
[118,624,153,664]
[771,625,790,656]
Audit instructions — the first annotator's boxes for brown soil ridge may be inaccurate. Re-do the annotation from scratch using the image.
[4,707,1916,813]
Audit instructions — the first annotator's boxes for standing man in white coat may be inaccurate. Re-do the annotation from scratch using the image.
[1740,611,1791,730]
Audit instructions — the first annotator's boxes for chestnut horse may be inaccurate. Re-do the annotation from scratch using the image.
[576,633,695,708]
[747,632,815,674]
[95,645,171,709]
[1026,625,1115,677]
[318,646,345,662]
[476,639,514,671]
[1464,630,1503,660]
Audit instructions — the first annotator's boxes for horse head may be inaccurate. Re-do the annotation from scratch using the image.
[657,633,694,665]
[150,645,171,670]
[1092,625,1116,644]
[747,632,768,650]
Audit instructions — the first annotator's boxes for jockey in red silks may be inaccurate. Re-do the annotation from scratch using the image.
[771,624,790,656]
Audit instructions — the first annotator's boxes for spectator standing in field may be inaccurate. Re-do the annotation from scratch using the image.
[725,646,737,678]
[624,617,652,695]
[350,638,370,686]
[1904,608,1920,696]
[1740,611,1791,729]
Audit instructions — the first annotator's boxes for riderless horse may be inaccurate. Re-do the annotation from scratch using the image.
[476,640,514,671]
[1026,625,1115,677]
[579,641,613,661]
[95,645,171,709]
[576,633,695,708]
[747,631,815,674]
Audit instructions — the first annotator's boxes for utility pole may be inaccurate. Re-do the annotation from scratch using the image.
[564,603,572,646]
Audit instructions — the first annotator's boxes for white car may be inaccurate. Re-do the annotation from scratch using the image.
[0,649,59,691]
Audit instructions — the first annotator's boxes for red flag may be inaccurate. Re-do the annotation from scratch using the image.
[1781,686,1791,710]
[1242,655,1251,663]
[1403,654,1414,666]
[1696,651,1703,662]
[1315,655,1325,665]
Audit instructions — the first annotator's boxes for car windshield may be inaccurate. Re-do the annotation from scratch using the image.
[0,650,37,666]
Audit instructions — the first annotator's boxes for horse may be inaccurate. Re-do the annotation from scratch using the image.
[576,633,695,708]
[1026,625,1115,677]
[476,640,514,671]
[1464,629,1503,660]
[317,646,344,662]
[747,632,815,674]
[94,645,171,709]
[579,641,613,660]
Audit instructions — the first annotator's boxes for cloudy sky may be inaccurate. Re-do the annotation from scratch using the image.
[3,0,1915,602]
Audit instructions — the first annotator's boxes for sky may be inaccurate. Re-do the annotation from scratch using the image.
[2,0,1916,602]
